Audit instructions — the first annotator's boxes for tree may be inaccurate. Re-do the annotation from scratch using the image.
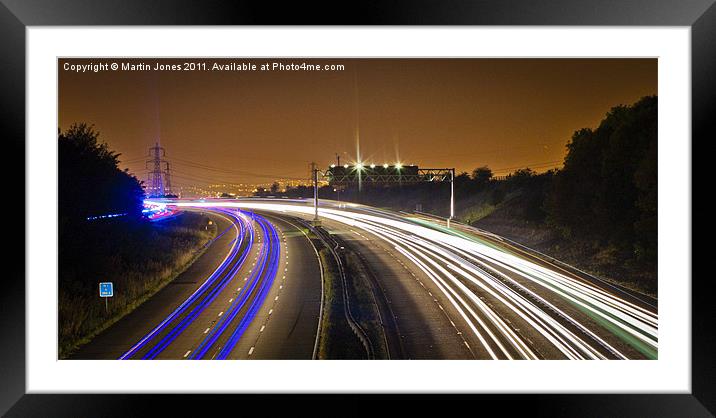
[505,167,535,189]
[58,122,147,315]
[545,127,604,236]
[58,123,145,231]
[545,96,657,258]
[471,166,493,185]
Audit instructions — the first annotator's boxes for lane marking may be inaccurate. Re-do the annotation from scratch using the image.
[184,350,191,358]
[204,328,210,334]
[218,311,224,317]
[260,325,265,332]
[248,347,255,355]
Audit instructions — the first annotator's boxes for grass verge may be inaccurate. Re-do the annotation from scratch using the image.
[314,241,366,359]
[58,212,217,358]
[343,252,389,359]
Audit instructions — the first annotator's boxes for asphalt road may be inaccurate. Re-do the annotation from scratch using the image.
[160,198,658,360]
[72,208,321,360]
[319,216,474,359]
[76,197,657,360]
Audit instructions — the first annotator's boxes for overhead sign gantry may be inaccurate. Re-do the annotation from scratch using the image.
[311,162,456,227]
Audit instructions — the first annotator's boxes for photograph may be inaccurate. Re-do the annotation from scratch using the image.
[58,57,658,361]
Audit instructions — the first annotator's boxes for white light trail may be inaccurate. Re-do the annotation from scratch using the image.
[152,199,658,359]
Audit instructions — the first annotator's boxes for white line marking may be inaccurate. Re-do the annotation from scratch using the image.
[218,311,224,317]
[268,309,273,315]
[184,350,191,358]
[248,347,255,355]
[229,298,233,303]
[260,325,265,332]
[274,296,279,301]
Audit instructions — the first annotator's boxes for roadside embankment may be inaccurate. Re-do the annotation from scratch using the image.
[58,212,216,358]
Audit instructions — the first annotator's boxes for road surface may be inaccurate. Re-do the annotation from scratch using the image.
[72,207,321,360]
[77,196,657,360]
[156,198,657,360]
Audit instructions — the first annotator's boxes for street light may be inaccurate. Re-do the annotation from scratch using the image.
[370,163,376,169]
[383,163,389,168]
[395,162,403,169]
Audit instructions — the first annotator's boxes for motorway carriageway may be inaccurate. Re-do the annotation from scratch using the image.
[119,208,282,360]
[155,198,658,360]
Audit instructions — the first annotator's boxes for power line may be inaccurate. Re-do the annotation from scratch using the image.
[122,157,310,183]
[168,151,311,165]
[490,160,563,174]
[169,158,308,181]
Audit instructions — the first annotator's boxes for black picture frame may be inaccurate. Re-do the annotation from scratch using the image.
[1,1,712,416]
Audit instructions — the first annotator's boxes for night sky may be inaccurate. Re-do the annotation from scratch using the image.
[59,58,657,188]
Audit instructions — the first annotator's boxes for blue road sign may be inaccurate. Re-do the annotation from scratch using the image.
[99,282,114,298]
